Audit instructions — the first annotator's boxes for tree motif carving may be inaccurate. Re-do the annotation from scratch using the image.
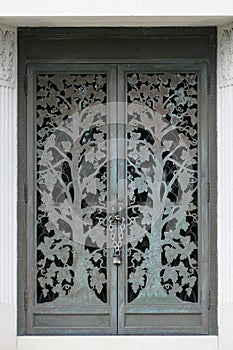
[126,73,198,303]
[36,73,108,304]
[35,70,199,306]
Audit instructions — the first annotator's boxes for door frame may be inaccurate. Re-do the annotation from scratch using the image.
[17,27,217,335]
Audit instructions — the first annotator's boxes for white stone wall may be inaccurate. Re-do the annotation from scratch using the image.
[0,0,232,26]
[0,0,233,16]
[0,14,233,350]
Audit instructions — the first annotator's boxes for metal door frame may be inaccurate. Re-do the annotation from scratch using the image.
[18,27,217,335]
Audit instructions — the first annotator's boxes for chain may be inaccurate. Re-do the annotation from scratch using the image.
[108,215,125,257]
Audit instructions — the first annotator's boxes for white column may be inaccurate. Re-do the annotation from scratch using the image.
[218,23,233,350]
[0,24,17,350]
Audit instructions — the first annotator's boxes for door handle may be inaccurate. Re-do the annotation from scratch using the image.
[108,215,125,265]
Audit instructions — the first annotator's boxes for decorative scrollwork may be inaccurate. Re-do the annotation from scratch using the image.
[126,72,198,303]
[0,26,16,86]
[219,25,233,87]
[36,73,108,304]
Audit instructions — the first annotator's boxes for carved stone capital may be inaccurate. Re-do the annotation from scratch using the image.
[0,25,16,87]
[218,24,233,87]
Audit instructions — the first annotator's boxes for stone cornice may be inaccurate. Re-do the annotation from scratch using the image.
[218,23,233,87]
[0,25,16,87]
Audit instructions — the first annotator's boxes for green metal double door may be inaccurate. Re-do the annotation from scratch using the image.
[26,62,209,334]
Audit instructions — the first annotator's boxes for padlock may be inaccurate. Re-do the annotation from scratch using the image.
[113,252,121,265]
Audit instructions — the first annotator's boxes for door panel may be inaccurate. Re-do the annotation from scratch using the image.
[27,64,118,334]
[26,61,209,335]
[117,63,208,334]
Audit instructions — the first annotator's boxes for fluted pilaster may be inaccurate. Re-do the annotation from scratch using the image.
[218,24,233,304]
[0,24,17,305]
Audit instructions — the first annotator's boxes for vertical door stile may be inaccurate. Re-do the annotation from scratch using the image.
[198,63,209,331]
[26,64,36,333]
[116,65,127,333]
[107,64,118,333]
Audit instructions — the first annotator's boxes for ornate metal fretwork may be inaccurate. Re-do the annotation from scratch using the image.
[35,70,199,307]
[126,72,198,304]
[36,73,108,304]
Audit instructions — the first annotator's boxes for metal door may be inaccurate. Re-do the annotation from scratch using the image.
[117,63,208,334]
[26,61,209,334]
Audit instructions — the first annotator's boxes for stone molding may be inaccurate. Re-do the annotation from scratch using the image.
[218,23,233,87]
[0,25,16,87]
